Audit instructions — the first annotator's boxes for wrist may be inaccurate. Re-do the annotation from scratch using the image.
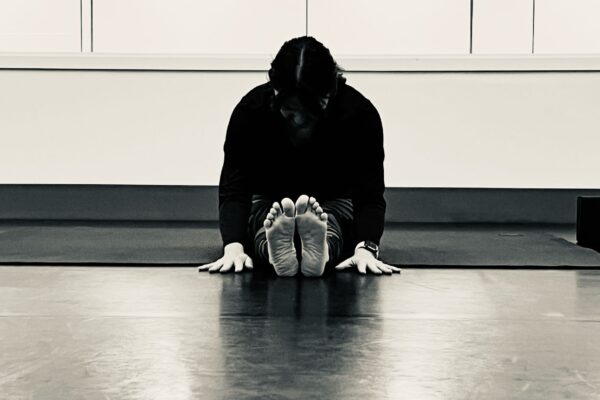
[224,242,244,255]
[355,247,376,260]
[355,240,379,259]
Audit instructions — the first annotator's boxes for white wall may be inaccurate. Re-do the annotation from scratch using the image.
[535,0,600,54]
[3,0,600,55]
[472,0,533,54]
[0,0,81,52]
[93,0,305,54]
[0,69,265,185]
[308,0,471,55]
[353,72,600,188]
[1,67,599,189]
[1,1,600,189]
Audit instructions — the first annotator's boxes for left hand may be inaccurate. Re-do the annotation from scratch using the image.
[334,248,401,275]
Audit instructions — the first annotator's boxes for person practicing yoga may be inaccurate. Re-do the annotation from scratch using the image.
[199,36,400,277]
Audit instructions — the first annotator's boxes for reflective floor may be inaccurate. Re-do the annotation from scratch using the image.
[1,267,600,399]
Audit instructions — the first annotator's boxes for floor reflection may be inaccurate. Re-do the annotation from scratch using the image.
[575,269,600,317]
[218,270,382,318]
[3,267,600,399]
[217,271,388,398]
[214,269,600,399]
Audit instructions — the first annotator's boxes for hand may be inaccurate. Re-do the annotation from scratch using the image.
[198,242,253,273]
[335,248,401,275]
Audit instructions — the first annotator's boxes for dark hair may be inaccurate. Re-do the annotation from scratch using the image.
[268,36,345,115]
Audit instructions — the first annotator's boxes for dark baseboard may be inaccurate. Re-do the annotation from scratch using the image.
[0,184,599,224]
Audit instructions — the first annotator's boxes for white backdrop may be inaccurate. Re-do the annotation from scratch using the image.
[3,0,600,54]
[1,0,600,188]
[1,67,599,188]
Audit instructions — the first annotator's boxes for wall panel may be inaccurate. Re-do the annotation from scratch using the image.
[536,0,600,54]
[308,0,471,55]
[473,0,533,54]
[0,0,80,52]
[93,0,305,54]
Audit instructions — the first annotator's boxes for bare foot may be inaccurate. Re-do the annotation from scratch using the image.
[295,195,329,277]
[264,198,299,276]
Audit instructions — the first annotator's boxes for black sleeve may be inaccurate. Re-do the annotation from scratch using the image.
[218,102,253,248]
[351,102,387,247]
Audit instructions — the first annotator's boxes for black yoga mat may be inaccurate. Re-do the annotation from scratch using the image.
[1,221,599,267]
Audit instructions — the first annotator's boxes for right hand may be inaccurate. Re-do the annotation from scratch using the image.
[198,242,253,273]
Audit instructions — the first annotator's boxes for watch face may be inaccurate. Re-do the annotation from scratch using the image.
[364,241,378,251]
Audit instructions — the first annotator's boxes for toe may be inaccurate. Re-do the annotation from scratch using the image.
[315,206,323,215]
[272,202,282,215]
[311,200,320,212]
[269,207,278,217]
[264,218,272,228]
[308,196,316,207]
[281,197,296,217]
[320,212,328,222]
[295,194,310,215]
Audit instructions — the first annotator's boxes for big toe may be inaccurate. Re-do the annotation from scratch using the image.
[295,194,310,215]
[281,198,296,217]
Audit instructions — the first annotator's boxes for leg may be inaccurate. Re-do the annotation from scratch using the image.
[295,195,329,277]
[247,194,299,276]
[319,198,355,268]
[295,195,354,277]
[246,195,273,269]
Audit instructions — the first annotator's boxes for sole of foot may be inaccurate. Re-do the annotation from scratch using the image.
[264,197,299,277]
[295,194,329,277]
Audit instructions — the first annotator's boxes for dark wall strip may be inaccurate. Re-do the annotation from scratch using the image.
[470,0,474,53]
[1,185,599,224]
[79,0,83,52]
[532,0,536,53]
[305,0,309,36]
[90,0,94,52]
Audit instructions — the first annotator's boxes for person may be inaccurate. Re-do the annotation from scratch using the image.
[198,36,400,277]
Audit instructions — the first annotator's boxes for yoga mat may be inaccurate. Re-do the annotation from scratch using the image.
[1,221,599,267]
[380,225,600,267]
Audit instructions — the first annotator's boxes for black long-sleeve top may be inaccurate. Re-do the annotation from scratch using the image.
[218,80,386,249]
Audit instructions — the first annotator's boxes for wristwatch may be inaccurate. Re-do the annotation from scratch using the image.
[355,240,379,259]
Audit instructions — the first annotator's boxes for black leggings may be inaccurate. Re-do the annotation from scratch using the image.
[246,194,355,271]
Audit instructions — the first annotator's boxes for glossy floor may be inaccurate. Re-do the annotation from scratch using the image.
[1,267,600,399]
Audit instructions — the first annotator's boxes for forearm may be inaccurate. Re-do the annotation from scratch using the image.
[352,193,386,246]
[219,195,251,248]
[350,101,386,246]
[224,242,245,255]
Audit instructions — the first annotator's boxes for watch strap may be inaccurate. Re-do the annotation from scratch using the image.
[355,240,380,259]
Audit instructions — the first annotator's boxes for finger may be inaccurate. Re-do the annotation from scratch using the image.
[356,259,367,275]
[377,262,393,275]
[380,262,401,273]
[244,256,254,270]
[381,261,402,273]
[209,260,225,273]
[334,257,354,270]
[367,261,382,275]
[389,265,402,273]
[233,257,244,273]
[218,260,234,273]
[198,261,216,271]
[200,258,222,271]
